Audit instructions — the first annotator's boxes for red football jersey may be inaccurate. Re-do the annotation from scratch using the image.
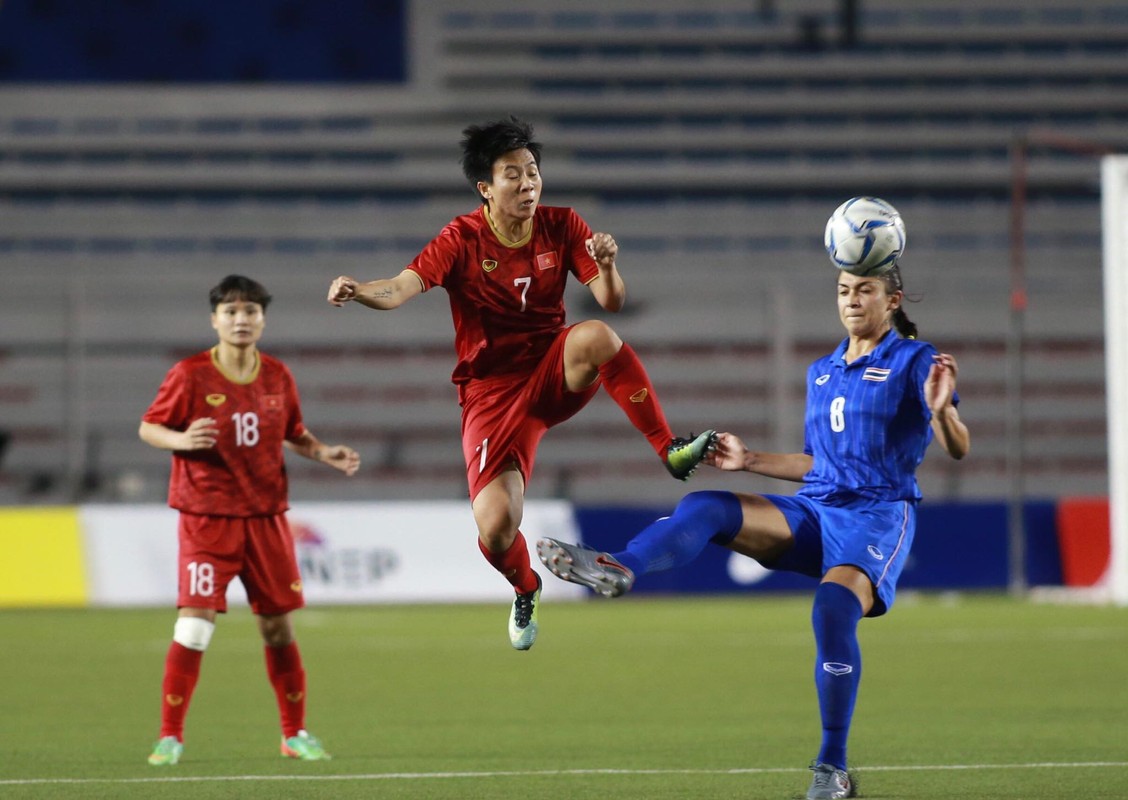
[407,205,601,384]
[142,348,306,517]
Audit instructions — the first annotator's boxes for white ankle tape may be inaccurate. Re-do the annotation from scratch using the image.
[173,617,215,651]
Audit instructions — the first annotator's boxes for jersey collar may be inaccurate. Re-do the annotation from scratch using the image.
[210,346,261,385]
[481,206,534,248]
[832,329,898,369]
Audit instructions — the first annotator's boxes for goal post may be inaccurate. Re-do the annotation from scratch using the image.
[1102,156,1128,606]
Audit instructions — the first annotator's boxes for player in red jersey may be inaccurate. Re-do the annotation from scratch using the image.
[326,116,715,650]
[140,275,360,766]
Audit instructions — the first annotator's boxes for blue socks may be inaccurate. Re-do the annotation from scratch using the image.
[612,493,863,772]
[811,581,864,771]
[613,491,743,576]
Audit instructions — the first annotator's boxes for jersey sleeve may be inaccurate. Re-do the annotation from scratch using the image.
[564,208,600,285]
[141,362,193,429]
[802,362,818,456]
[408,221,464,291]
[908,343,943,418]
[282,364,307,442]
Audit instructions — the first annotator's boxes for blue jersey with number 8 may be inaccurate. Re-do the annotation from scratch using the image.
[799,332,956,504]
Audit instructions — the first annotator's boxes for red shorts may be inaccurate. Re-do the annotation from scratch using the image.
[458,326,599,500]
[176,512,304,615]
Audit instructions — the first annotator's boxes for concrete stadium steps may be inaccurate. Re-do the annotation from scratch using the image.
[0,334,1107,503]
[0,195,1104,346]
[0,0,1117,503]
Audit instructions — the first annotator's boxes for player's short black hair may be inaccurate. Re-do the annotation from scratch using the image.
[459,115,542,201]
[209,275,272,311]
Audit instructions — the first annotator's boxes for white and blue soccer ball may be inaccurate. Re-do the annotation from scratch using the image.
[823,196,906,275]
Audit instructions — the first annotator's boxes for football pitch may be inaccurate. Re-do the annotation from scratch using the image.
[2,594,1126,799]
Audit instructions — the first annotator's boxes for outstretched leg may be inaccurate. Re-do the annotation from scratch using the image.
[564,321,714,479]
[538,491,744,595]
[614,490,744,574]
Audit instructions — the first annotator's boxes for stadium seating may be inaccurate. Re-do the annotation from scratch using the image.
[0,0,1122,504]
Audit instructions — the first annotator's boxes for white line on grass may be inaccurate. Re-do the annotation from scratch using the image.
[2,761,1127,786]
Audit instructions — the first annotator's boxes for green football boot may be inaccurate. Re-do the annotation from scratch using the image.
[281,730,332,760]
[664,429,718,480]
[147,736,183,766]
[508,573,542,651]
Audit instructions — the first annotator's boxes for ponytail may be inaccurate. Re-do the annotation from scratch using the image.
[880,264,918,339]
[892,308,918,340]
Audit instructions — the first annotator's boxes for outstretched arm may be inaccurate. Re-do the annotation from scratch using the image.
[705,431,813,482]
[925,353,970,460]
[584,232,626,312]
[285,430,360,476]
[327,269,424,310]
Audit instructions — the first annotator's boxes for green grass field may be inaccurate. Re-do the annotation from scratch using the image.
[2,593,1126,799]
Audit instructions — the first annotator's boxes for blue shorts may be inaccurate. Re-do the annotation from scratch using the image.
[760,494,916,617]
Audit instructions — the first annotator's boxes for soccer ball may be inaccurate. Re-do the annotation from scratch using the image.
[823,196,906,275]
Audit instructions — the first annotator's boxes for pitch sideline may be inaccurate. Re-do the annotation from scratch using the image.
[3,761,1128,786]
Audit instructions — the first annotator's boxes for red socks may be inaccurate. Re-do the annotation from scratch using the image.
[265,642,306,739]
[157,638,308,742]
[478,532,539,594]
[598,343,673,457]
[158,642,202,741]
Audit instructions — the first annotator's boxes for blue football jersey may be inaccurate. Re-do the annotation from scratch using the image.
[798,332,957,503]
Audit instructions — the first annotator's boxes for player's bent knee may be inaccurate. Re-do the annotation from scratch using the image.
[173,616,216,651]
[569,320,621,362]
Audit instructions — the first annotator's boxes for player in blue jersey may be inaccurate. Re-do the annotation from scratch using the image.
[537,263,970,800]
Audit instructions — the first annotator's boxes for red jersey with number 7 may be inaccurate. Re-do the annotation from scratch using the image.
[142,347,306,517]
[406,205,601,384]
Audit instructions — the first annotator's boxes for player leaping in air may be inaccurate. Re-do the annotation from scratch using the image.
[327,115,715,651]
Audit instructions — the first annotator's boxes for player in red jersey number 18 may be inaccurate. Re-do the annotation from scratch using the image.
[141,275,359,766]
